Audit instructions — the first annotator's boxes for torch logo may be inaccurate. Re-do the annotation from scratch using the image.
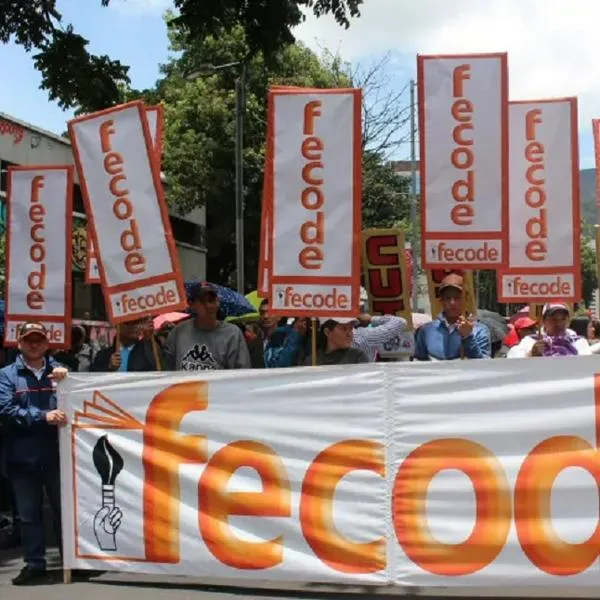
[92,435,124,551]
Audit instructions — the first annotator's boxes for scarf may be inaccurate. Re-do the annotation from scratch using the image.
[534,332,582,357]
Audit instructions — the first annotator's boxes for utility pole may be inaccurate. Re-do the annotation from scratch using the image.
[409,80,419,311]
[235,64,246,294]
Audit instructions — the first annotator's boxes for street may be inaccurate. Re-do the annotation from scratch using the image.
[2,544,600,600]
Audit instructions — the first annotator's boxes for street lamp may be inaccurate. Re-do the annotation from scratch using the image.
[187,62,247,294]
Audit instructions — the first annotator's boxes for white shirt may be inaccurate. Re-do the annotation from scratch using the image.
[24,359,47,380]
[507,335,591,358]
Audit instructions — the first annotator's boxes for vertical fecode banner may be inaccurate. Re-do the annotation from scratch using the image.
[498,98,581,302]
[362,229,413,331]
[267,87,362,317]
[85,104,165,287]
[427,269,477,317]
[418,53,508,269]
[4,166,73,348]
[69,101,186,323]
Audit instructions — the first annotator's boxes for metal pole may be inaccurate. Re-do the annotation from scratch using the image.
[235,65,246,294]
[409,80,419,310]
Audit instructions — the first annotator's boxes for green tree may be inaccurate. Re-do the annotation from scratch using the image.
[0,0,361,112]
[149,22,410,287]
[581,235,597,307]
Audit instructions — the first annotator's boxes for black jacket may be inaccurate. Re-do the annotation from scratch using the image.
[91,340,157,372]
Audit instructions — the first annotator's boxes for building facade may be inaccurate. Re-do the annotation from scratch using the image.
[0,112,207,320]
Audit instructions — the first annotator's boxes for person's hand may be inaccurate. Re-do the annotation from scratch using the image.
[358,313,372,327]
[457,315,474,338]
[49,367,68,382]
[93,506,123,551]
[110,353,121,370]
[294,319,308,335]
[530,341,546,357]
[46,409,67,426]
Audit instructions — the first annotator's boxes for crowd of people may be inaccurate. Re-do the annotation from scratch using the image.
[0,275,597,586]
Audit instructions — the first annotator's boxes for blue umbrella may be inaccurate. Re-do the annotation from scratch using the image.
[184,281,255,319]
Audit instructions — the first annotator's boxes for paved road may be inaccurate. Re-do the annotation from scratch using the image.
[3,545,600,599]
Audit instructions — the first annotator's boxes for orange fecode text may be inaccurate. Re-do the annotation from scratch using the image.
[27,176,47,310]
[99,120,146,275]
[450,65,475,226]
[140,380,600,577]
[298,101,325,270]
[524,109,548,262]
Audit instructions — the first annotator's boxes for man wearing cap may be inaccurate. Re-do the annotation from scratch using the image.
[414,274,491,361]
[313,317,369,365]
[0,322,68,585]
[508,303,591,358]
[164,282,251,370]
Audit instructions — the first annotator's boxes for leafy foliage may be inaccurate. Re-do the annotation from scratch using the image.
[0,0,361,112]
[149,22,409,287]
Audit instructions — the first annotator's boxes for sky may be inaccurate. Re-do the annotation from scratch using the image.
[1,0,599,166]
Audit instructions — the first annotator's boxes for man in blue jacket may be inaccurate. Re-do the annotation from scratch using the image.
[0,322,68,586]
[414,274,491,361]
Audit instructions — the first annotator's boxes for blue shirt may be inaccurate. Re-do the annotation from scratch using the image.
[118,346,133,372]
[414,313,491,361]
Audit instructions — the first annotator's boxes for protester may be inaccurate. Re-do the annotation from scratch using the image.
[53,325,96,372]
[163,282,251,370]
[312,318,369,365]
[0,322,67,586]
[353,314,407,362]
[92,320,158,372]
[588,319,600,344]
[508,303,591,358]
[414,274,491,360]
[265,318,311,368]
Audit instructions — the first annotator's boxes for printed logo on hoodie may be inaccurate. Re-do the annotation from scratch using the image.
[181,344,218,371]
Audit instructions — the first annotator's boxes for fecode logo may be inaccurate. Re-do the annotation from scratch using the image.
[504,275,573,298]
[276,286,350,310]
[115,286,179,315]
[362,231,411,318]
[430,241,500,263]
[140,377,600,576]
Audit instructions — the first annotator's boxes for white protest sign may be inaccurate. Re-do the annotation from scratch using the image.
[419,53,508,269]
[268,88,362,317]
[69,102,186,323]
[4,166,73,348]
[498,98,580,302]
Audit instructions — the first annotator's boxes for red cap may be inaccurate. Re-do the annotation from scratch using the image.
[514,317,537,331]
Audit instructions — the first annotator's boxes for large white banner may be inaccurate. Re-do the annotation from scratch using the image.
[267,88,362,317]
[4,166,73,348]
[419,53,508,269]
[69,101,185,323]
[61,358,600,587]
[498,99,581,302]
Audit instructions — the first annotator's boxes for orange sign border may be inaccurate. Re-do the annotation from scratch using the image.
[497,97,581,303]
[68,101,186,324]
[265,87,363,318]
[418,52,509,270]
[4,165,74,349]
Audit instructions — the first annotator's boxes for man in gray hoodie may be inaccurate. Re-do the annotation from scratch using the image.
[163,282,251,371]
